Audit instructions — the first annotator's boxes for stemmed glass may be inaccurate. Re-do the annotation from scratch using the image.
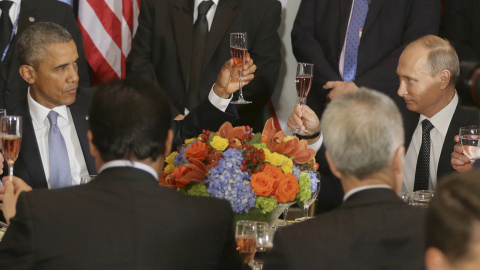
[230,32,251,104]
[1,116,22,181]
[301,173,320,219]
[291,62,314,135]
[252,221,273,270]
[0,109,6,187]
[459,125,480,162]
[235,220,257,266]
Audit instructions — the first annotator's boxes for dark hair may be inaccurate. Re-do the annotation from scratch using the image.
[89,78,172,162]
[16,22,73,69]
[426,171,480,263]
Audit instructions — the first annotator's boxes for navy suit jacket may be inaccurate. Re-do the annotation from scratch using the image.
[0,0,90,114]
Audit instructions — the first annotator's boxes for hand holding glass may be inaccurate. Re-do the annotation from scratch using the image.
[1,116,22,181]
[459,125,480,162]
[292,63,314,135]
[230,33,251,104]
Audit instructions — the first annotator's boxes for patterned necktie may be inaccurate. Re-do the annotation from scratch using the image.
[0,1,13,56]
[48,111,72,189]
[186,0,214,111]
[414,119,434,191]
[343,0,369,82]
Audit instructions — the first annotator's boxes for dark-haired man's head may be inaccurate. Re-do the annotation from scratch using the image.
[87,78,173,172]
[426,171,480,270]
[17,22,79,109]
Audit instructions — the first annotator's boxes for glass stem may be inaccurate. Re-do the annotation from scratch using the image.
[283,208,288,223]
[8,162,13,181]
[303,206,309,218]
[238,69,244,100]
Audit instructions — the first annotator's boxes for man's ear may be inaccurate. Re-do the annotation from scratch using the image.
[439,69,451,90]
[392,146,405,193]
[87,130,99,159]
[18,65,35,85]
[425,247,451,270]
[325,151,342,179]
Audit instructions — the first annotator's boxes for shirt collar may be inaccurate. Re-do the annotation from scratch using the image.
[419,91,458,137]
[99,160,159,181]
[3,0,21,6]
[343,185,392,201]
[27,88,69,128]
[194,0,219,10]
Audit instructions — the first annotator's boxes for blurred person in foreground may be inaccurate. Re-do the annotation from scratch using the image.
[425,170,480,270]
[0,77,247,270]
[264,89,426,270]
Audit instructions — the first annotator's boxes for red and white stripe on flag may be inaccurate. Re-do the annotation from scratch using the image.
[78,0,140,84]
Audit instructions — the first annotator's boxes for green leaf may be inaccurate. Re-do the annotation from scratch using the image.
[249,133,262,144]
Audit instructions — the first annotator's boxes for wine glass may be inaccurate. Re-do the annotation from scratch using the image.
[411,190,434,208]
[0,109,6,187]
[235,220,257,266]
[230,33,251,104]
[80,175,97,184]
[1,116,22,181]
[0,221,7,242]
[291,62,314,135]
[252,221,273,270]
[302,173,321,219]
[459,125,480,162]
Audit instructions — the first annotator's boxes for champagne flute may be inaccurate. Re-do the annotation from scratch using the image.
[0,109,6,187]
[459,125,480,162]
[292,62,314,135]
[230,33,252,104]
[235,220,257,266]
[1,116,22,181]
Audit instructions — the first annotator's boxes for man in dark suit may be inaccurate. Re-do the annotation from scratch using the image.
[0,0,90,114]
[265,89,426,270]
[5,22,256,191]
[291,0,441,118]
[0,77,246,269]
[126,0,281,131]
[397,35,479,193]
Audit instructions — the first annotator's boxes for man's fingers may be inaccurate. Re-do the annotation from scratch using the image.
[454,143,464,154]
[454,135,460,143]
[323,81,339,89]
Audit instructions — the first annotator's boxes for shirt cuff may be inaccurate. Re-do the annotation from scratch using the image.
[308,133,323,152]
[208,84,232,112]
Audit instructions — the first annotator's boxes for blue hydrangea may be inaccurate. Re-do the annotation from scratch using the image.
[309,170,320,194]
[174,142,194,166]
[292,164,301,179]
[205,148,256,213]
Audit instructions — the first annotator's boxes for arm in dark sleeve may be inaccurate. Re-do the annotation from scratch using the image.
[125,0,158,81]
[262,230,291,270]
[171,97,239,149]
[353,0,441,95]
[0,193,35,269]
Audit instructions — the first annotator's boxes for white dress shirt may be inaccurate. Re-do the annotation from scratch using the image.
[0,0,20,27]
[343,184,392,201]
[28,90,89,188]
[193,0,218,31]
[99,160,158,180]
[402,92,458,193]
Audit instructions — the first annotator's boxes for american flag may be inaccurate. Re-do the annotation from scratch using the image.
[78,0,140,84]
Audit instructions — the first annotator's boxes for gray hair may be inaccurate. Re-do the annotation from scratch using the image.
[321,88,404,179]
[406,35,460,87]
[16,22,73,69]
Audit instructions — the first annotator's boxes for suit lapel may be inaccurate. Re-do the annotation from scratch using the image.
[362,0,386,34]
[172,0,194,90]
[203,0,239,71]
[69,89,96,175]
[16,101,48,188]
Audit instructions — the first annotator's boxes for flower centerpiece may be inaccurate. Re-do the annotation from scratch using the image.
[159,118,319,226]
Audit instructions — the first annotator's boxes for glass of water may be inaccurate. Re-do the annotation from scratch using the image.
[459,125,480,162]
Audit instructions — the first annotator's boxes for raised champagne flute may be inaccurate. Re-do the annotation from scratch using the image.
[1,116,22,181]
[230,32,252,104]
[235,220,257,266]
[291,62,314,135]
[0,109,6,187]
[459,125,480,162]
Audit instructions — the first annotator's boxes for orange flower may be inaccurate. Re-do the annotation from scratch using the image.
[274,173,299,203]
[250,172,275,196]
[184,141,209,161]
[159,172,176,188]
[206,151,223,170]
[263,164,283,182]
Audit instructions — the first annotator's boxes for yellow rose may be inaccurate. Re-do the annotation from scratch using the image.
[184,138,196,145]
[284,136,295,142]
[281,158,293,174]
[262,148,271,162]
[210,136,229,151]
[165,151,177,164]
[164,164,175,174]
[269,152,285,166]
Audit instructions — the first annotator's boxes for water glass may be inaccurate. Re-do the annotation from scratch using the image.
[80,175,97,184]
[410,190,434,208]
[459,125,480,162]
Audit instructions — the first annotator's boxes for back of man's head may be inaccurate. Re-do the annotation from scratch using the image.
[426,171,480,270]
[17,22,73,69]
[89,77,172,162]
[321,88,404,179]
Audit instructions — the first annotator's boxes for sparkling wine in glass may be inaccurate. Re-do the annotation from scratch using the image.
[235,220,257,266]
[459,125,480,162]
[252,221,273,269]
[1,116,22,181]
[0,109,6,187]
[230,33,251,104]
[292,62,314,135]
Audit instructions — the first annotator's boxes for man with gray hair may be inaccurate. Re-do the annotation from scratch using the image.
[264,89,426,270]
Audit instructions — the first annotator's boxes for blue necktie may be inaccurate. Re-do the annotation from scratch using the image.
[48,111,72,189]
[343,0,369,82]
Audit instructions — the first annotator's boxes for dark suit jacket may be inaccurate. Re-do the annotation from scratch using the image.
[10,87,239,189]
[292,0,441,117]
[0,166,245,269]
[264,188,426,270]
[0,0,90,115]
[403,103,480,180]
[12,87,96,189]
[126,0,281,131]
[441,0,480,63]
